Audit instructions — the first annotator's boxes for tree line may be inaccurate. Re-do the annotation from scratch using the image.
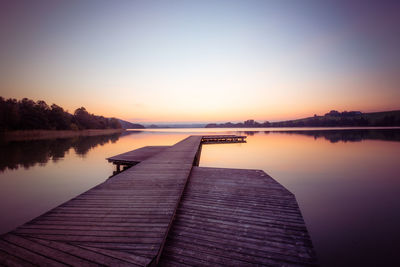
[0,97,121,131]
[205,110,400,128]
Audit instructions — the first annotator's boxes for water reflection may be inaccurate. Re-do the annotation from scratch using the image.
[270,129,400,143]
[0,133,125,172]
[238,128,400,143]
[0,128,399,266]
[1,129,398,173]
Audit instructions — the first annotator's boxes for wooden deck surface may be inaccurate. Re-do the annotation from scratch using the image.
[201,135,246,144]
[0,135,317,266]
[107,146,171,164]
[160,167,317,266]
[0,136,202,266]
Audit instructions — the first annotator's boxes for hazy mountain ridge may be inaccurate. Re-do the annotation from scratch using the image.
[145,123,206,129]
[118,119,145,129]
[205,110,400,128]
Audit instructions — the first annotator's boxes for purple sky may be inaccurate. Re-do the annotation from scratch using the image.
[1,0,399,122]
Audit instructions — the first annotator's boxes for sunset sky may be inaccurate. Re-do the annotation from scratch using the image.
[1,0,399,123]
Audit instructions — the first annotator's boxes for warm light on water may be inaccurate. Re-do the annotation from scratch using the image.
[0,128,400,266]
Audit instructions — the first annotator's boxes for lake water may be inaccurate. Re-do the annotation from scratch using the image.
[1,128,399,266]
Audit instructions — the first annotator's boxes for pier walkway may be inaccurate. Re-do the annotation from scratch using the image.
[160,167,316,266]
[0,135,317,266]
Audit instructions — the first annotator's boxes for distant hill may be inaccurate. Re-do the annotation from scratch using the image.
[118,119,145,129]
[205,110,400,128]
[145,123,206,128]
[146,124,169,129]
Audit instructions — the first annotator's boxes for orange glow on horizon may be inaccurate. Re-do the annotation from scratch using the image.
[1,88,399,124]
[1,2,399,124]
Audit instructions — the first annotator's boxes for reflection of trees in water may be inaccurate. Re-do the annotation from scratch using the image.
[72,134,120,155]
[274,129,400,143]
[0,133,122,172]
[243,131,255,136]
[238,129,400,143]
[120,130,142,137]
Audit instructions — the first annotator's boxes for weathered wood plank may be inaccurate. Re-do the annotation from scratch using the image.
[0,249,35,267]
[171,222,312,246]
[76,245,149,266]
[107,145,170,164]
[16,228,165,238]
[0,237,66,266]
[2,234,99,267]
[72,242,158,251]
[30,216,172,224]
[159,167,318,266]
[20,224,165,232]
[17,233,163,244]
[27,237,145,266]
[163,238,311,267]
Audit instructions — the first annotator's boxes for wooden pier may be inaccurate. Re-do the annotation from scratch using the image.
[0,135,317,266]
[107,146,171,172]
[201,135,246,144]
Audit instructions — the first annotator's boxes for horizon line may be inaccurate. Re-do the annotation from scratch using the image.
[130,108,400,125]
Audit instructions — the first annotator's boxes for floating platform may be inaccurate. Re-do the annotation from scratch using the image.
[0,135,317,266]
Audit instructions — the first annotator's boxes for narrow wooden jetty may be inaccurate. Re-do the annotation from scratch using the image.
[0,135,317,266]
[201,135,246,144]
[107,146,171,172]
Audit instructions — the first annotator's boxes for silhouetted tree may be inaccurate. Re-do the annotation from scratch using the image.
[0,97,123,131]
[49,104,72,130]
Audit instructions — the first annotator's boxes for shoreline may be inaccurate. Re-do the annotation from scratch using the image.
[128,126,400,132]
[0,129,125,141]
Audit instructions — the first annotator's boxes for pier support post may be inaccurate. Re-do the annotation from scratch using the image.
[193,145,202,166]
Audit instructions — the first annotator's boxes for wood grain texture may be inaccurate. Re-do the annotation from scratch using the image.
[0,136,203,266]
[107,146,171,164]
[159,167,318,266]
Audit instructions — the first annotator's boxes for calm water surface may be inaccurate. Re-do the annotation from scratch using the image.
[1,128,399,266]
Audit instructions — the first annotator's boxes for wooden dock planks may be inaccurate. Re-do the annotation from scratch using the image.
[107,146,171,165]
[0,136,203,266]
[159,167,318,266]
[0,135,318,266]
[201,135,246,144]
